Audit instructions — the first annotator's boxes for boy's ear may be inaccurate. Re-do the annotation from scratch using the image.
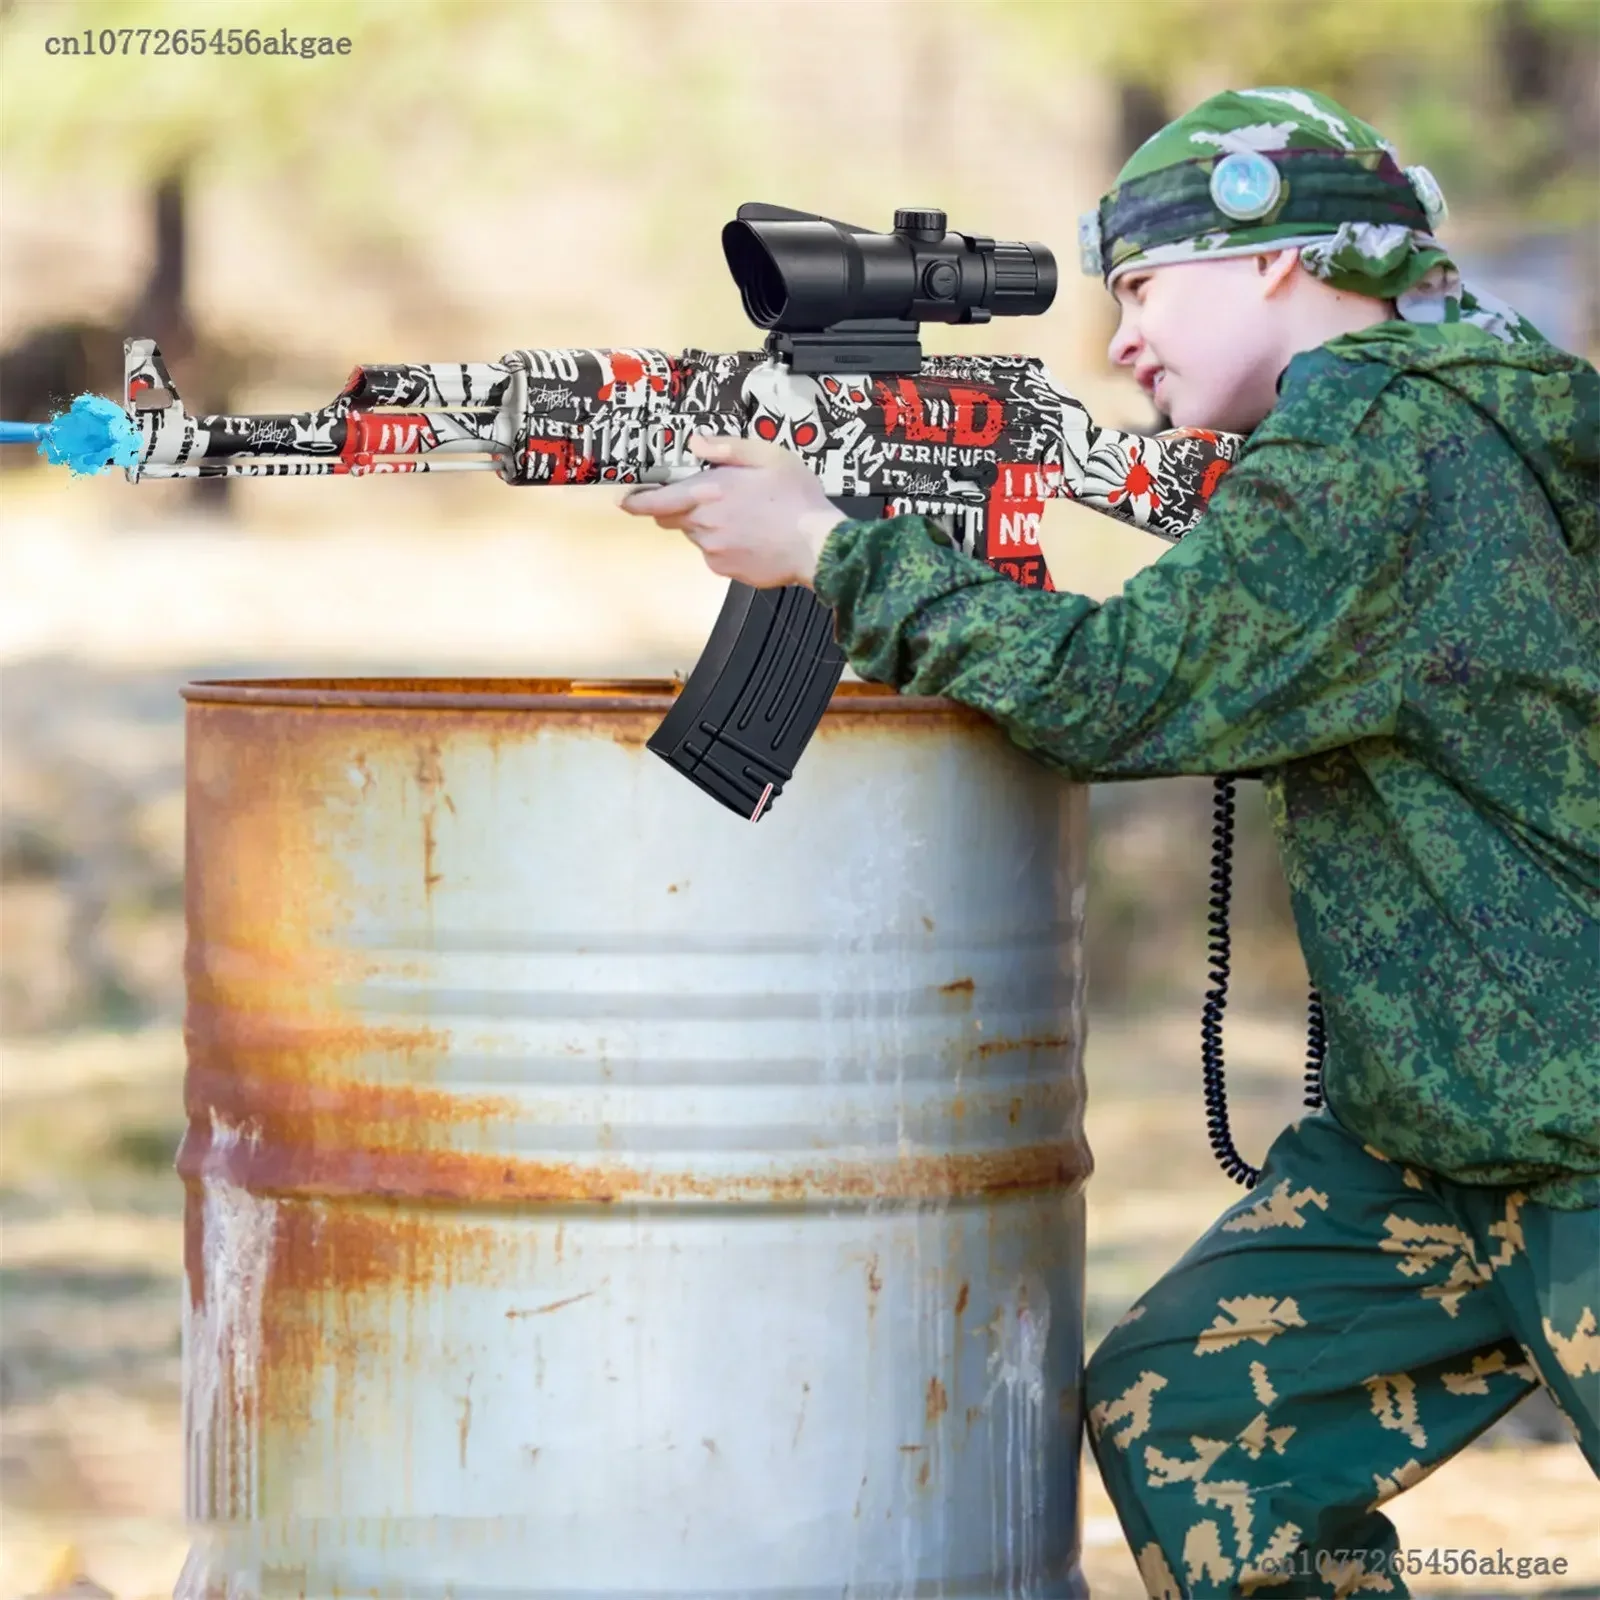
[1256,248,1302,297]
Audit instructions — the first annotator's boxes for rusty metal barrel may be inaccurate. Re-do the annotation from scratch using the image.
[175,677,1091,1599]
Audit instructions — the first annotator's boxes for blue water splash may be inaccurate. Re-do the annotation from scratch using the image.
[33,394,143,475]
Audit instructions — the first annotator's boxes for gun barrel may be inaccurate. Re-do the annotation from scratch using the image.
[142,456,507,480]
[123,337,521,481]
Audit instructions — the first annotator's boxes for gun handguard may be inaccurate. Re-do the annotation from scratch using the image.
[120,336,1241,818]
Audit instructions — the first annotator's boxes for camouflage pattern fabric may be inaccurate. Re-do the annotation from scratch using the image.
[812,319,1600,1209]
[1084,1110,1599,1597]
[1080,87,1542,343]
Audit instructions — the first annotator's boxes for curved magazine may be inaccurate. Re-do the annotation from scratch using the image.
[647,496,885,821]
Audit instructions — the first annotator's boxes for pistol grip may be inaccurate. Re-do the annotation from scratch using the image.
[647,495,885,820]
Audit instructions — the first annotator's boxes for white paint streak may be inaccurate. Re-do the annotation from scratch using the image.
[985,1274,1052,1598]
[183,1110,280,1526]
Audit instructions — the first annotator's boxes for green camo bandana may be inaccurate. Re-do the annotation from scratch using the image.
[1081,87,1541,344]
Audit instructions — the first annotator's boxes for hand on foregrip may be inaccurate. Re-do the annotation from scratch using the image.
[619,434,843,589]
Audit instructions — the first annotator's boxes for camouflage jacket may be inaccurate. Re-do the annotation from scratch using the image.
[814,321,1600,1210]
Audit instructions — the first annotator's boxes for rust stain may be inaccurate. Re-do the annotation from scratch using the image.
[506,1287,599,1318]
[666,881,687,895]
[414,742,444,791]
[421,810,442,894]
[554,1225,566,1262]
[898,1444,925,1454]
[183,675,975,722]
[415,742,446,896]
[182,1197,206,1316]
[974,1032,1074,1059]
[181,1091,1087,1210]
[938,977,974,995]
[1008,1096,1023,1126]
[921,915,935,933]
[917,1458,931,1489]
[245,1202,502,1305]
[231,1202,513,1446]
[457,1381,472,1467]
[181,1010,452,1091]
[965,1406,981,1432]
[954,1281,970,1318]
[866,1256,882,1295]
[925,1375,948,1424]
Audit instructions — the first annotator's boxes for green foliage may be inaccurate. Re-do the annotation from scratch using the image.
[991,0,1594,228]
[993,0,1487,103]
[1526,0,1600,41]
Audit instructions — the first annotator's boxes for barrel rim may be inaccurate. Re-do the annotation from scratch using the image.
[178,677,975,716]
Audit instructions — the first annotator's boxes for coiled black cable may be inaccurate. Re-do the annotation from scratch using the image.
[1202,775,1327,1188]
[1303,986,1327,1111]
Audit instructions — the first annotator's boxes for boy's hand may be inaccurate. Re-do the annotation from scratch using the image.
[619,434,843,589]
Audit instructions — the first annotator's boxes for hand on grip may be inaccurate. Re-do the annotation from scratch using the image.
[620,434,840,588]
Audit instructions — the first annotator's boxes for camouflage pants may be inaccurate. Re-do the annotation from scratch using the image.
[1084,1110,1600,1598]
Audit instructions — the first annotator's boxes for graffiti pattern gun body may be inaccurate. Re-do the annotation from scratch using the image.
[120,204,1243,819]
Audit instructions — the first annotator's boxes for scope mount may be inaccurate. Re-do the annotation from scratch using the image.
[762,320,922,376]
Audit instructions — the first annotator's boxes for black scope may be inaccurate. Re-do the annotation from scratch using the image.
[723,204,1056,333]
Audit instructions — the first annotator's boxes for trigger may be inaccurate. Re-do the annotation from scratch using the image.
[634,461,704,485]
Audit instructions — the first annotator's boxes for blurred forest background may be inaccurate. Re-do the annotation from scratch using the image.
[1,2,1596,1596]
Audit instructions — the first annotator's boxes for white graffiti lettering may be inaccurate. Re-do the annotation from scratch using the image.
[997,510,1042,547]
[999,464,1063,501]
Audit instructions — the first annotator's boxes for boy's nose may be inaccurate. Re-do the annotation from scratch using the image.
[1107,314,1141,369]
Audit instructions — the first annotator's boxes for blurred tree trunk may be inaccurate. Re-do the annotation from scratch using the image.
[1495,0,1600,350]
[126,165,233,515]
[1116,81,1169,165]
[1496,0,1557,109]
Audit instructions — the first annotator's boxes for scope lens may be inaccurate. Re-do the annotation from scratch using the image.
[722,222,789,326]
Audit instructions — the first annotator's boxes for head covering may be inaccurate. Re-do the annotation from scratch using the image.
[1079,87,1541,344]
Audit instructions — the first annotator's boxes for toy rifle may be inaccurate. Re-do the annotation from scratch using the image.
[10,203,1242,821]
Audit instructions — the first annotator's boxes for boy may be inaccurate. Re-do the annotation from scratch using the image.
[622,88,1598,1597]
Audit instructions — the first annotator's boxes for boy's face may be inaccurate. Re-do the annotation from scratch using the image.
[1107,256,1290,435]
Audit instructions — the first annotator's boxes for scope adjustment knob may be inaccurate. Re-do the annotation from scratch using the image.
[922,260,960,300]
[895,208,948,238]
